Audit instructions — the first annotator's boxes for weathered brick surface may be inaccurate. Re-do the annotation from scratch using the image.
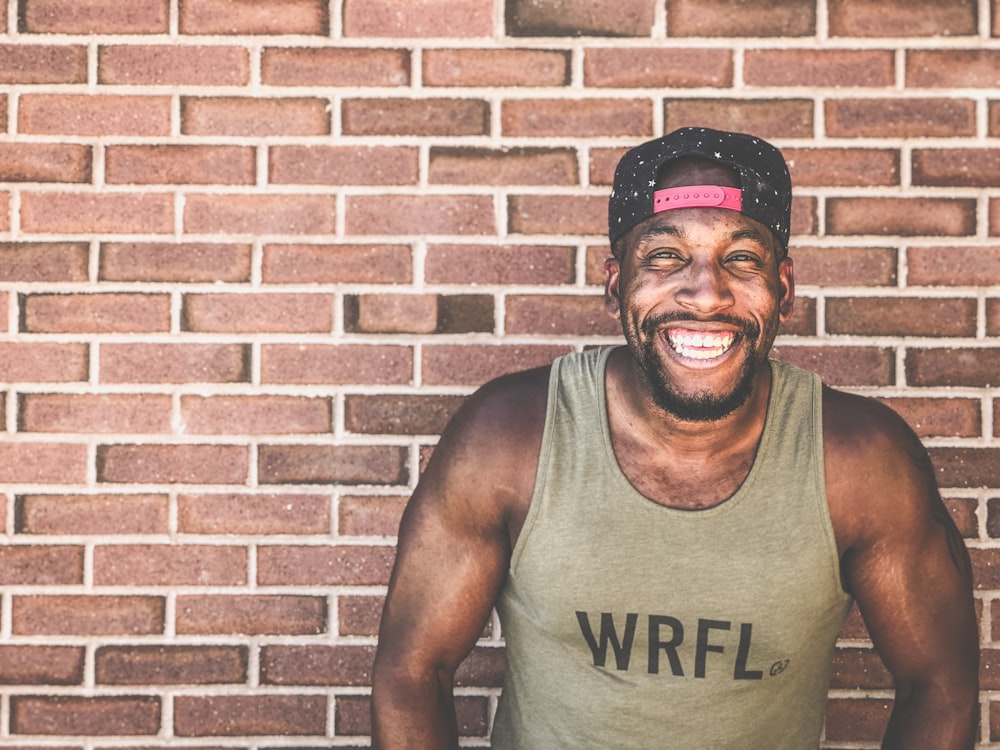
[0,4,994,748]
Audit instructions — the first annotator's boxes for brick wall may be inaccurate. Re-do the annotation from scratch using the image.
[0,0,998,745]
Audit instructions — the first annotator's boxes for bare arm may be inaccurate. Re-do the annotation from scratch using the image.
[826,390,979,749]
[371,368,547,749]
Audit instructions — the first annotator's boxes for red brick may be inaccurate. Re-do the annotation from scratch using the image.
[179,0,327,34]
[913,148,1000,187]
[945,497,978,538]
[100,242,251,283]
[0,143,90,182]
[21,192,173,235]
[181,97,329,136]
[16,494,169,535]
[509,194,606,236]
[455,647,506,687]
[12,595,164,635]
[824,697,892,742]
[972,548,1000,589]
[11,696,161,736]
[423,48,568,87]
[908,50,1000,88]
[745,49,894,87]
[0,443,88,484]
[990,299,1000,336]
[507,0,653,36]
[345,194,494,236]
[19,94,170,136]
[931,448,1000,490]
[177,493,330,535]
[22,293,170,333]
[907,246,1000,287]
[338,593,384,636]
[768,346,893,387]
[421,344,570,385]
[826,98,976,138]
[270,145,417,186]
[342,98,488,136]
[182,293,333,333]
[257,445,408,486]
[94,544,246,586]
[180,395,331,435]
[176,595,326,635]
[344,395,465,436]
[0,545,82,585]
[0,242,89,282]
[425,243,575,285]
[338,495,407,537]
[984,498,1000,538]
[262,243,411,284]
[666,0,814,36]
[263,46,409,86]
[791,247,897,287]
[96,646,247,685]
[261,644,374,686]
[827,198,976,237]
[784,148,899,187]
[260,344,412,385]
[989,200,1000,237]
[346,293,438,334]
[0,43,86,83]
[106,145,254,185]
[429,147,577,186]
[876,398,981,439]
[584,48,731,88]
[173,695,325,737]
[907,348,1000,388]
[98,45,248,85]
[97,444,249,484]
[345,0,492,37]
[825,297,976,337]
[506,294,618,335]
[21,0,168,33]
[502,98,651,137]
[828,0,976,36]
[778,296,815,337]
[664,99,814,138]
[441,295,497,334]
[0,342,88,383]
[20,394,171,434]
[256,544,395,585]
[100,343,248,384]
[183,194,336,236]
[0,646,84,685]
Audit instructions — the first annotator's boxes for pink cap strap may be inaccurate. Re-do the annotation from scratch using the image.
[653,185,742,214]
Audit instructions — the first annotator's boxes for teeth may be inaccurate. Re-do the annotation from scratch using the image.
[667,330,735,360]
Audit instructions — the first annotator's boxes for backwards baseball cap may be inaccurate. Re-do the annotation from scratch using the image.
[608,127,792,253]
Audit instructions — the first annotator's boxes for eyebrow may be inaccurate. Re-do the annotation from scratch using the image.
[636,225,771,248]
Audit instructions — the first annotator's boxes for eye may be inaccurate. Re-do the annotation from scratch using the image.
[725,250,764,267]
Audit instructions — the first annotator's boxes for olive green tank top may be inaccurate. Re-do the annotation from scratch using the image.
[492,346,852,749]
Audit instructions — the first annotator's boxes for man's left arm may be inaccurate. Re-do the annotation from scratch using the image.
[828,393,979,749]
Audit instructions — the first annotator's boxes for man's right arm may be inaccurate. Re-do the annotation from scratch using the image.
[371,367,548,748]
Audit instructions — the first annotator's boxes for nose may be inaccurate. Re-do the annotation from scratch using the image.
[675,259,735,313]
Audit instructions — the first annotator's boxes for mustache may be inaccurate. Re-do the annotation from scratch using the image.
[641,311,761,341]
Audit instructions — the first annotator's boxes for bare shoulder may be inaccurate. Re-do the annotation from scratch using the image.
[415,363,551,534]
[821,386,963,572]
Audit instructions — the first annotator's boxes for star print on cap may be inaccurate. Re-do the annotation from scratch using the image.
[608,127,792,252]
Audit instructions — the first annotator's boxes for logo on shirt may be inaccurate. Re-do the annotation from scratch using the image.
[576,611,787,680]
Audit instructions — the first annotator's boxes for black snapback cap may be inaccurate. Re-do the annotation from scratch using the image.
[608,127,792,253]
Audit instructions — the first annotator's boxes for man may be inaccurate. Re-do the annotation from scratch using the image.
[371,127,979,748]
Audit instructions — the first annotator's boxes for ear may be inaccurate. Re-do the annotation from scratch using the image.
[777,256,795,323]
[604,256,622,320]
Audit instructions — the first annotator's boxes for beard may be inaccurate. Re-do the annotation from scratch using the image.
[629,311,772,422]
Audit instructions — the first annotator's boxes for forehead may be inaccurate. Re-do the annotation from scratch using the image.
[622,206,779,256]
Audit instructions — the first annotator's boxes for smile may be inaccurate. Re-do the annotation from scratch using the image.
[666,328,736,360]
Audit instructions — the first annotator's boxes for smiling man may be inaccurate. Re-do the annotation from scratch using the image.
[371,127,979,749]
